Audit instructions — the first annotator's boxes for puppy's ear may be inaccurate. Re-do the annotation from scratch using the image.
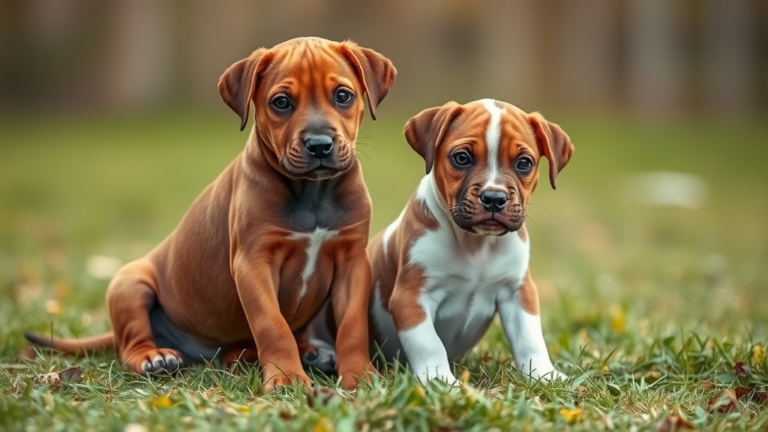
[340,42,397,120]
[528,113,574,189]
[218,48,274,131]
[404,102,463,175]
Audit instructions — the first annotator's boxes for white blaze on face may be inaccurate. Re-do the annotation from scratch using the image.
[480,98,505,189]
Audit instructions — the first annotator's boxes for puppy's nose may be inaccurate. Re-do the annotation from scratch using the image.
[480,190,508,212]
[304,134,334,159]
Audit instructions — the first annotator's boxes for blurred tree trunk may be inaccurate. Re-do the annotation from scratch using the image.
[625,0,683,117]
[702,0,755,115]
[557,0,618,112]
[106,0,174,109]
[478,0,540,108]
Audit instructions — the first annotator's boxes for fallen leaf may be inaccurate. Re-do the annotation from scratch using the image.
[307,387,337,408]
[733,362,751,377]
[149,395,173,409]
[735,386,751,400]
[753,345,765,365]
[699,380,715,389]
[707,389,737,414]
[45,299,61,315]
[609,305,625,334]
[459,369,470,385]
[36,366,82,386]
[752,391,768,404]
[313,417,333,432]
[644,370,662,382]
[656,413,693,431]
[479,352,493,364]
[560,407,583,424]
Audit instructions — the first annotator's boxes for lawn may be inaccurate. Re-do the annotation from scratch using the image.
[1,109,767,431]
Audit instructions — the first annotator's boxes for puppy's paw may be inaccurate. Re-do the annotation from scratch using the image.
[125,348,183,375]
[262,367,311,392]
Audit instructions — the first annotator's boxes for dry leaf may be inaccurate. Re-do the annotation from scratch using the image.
[307,387,338,408]
[560,407,583,424]
[459,369,470,385]
[752,345,765,365]
[706,389,737,414]
[733,362,751,377]
[45,299,61,315]
[610,305,625,334]
[699,381,715,389]
[644,371,662,382]
[36,366,82,386]
[479,352,493,364]
[656,413,693,431]
[149,395,173,409]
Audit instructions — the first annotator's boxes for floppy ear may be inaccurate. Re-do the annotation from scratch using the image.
[339,42,397,120]
[218,48,273,131]
[404,102,463,175]
[528,113,574,189]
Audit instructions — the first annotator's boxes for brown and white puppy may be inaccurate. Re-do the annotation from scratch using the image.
[24,37,396,391]
[300,99,573,384]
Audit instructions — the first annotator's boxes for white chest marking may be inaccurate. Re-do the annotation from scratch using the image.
[480,98,504,189]
[382,208,405,254]
[288,227,338,299]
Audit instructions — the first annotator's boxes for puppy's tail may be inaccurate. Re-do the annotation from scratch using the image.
[24,332,114,354]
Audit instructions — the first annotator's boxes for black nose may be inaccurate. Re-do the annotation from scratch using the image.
[304,135,334,159]
[480,190,508,212]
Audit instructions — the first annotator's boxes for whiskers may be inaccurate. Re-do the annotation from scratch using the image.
[524,203,556,233]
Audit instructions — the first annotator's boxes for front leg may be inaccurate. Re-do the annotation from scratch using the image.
[497,272,564,381]
[330,249,375,389]
[233,255,310,391]
[390,267,456,385]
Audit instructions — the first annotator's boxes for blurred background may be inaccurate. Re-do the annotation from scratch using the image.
[1,0,767,354]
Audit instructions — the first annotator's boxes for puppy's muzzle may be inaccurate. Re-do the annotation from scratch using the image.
[479,190,508,213]
[304,134,334,160]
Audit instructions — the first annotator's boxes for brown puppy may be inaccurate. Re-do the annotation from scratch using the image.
[25,37,396,391]
[300,99,573,384]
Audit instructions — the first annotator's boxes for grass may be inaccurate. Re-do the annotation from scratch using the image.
[1,108,767,431]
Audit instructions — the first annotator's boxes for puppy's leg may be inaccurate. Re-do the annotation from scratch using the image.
[107,260,182,374]
[390,269,456,385]
[232,257,311,391]
[497,273,564,381]
[330,253,374,389]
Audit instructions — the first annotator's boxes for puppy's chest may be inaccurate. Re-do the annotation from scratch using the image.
[280,228,339,299]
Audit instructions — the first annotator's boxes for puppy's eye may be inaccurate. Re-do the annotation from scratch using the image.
[270,95,292,112]
[452,151,472,167]
[334,88,354,106]
[515,156,534,173]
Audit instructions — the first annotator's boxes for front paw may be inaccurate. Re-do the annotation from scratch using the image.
[261,365,311,392]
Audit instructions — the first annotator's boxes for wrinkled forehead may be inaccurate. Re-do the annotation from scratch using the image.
[259,41,357,92]
[444,100,539,156]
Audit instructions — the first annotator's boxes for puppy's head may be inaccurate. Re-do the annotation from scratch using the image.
[218,37,396,180]
[405,99,574,236]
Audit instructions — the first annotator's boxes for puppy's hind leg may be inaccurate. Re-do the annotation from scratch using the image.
[107,260,182,374]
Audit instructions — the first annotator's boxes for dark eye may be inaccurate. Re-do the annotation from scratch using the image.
[515,156,534,173]
[452,151,472,167]
[334,88,354,106]
[271,95,291,112]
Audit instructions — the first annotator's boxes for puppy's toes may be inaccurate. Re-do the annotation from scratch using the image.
[134,349,183,375]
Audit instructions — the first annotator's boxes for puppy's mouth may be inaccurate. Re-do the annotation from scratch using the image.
[452,211,524,236]
[280,159,350,180]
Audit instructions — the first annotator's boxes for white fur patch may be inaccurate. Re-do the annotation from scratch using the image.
[288,228,338,299]
[480,98,504,189]
[382,209,405,254]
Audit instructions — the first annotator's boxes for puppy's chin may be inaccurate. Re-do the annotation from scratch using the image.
[452,216,523,237]
[280,158,351,181]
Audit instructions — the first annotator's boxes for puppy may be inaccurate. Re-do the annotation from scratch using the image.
[301,99,573,384]
[24,37,396,391]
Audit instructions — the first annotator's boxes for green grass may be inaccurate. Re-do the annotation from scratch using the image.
[1,109,768,431]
